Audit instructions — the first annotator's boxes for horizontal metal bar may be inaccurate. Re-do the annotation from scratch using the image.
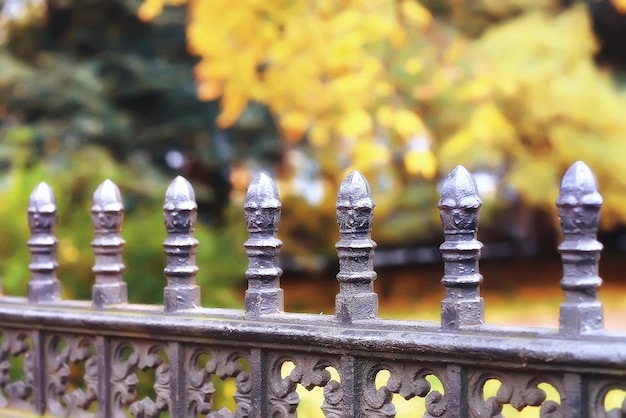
[1,301,625,375]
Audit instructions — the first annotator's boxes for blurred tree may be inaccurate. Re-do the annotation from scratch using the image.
[4,0,626,278]
[139,0,626,266]
[0,0,252,305]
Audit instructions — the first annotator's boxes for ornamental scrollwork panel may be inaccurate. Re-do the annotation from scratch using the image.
[468,370,563,418]
[0,329,34,411]
[361,360,446,418]
[267,352,342,417]
[46,334,97,417]
[590,378,626,417]
[186,346,252,418]
[111,339,170,418]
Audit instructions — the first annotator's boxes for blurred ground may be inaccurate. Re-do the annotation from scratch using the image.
[281,253,626,330]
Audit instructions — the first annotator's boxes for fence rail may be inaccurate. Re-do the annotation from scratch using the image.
[0,161,623,417]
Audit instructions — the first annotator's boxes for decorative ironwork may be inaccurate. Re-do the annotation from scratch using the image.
[46,335,97,417]
[187,346,252,417]
[590,378,626,417]
[557,161,604,335]
[268,353,342,417]
[468,371,563,417]
[27,182,61,302]
[0,162,623,417]
[91,179,127,308]
[361,361,446,418]
[335,170,377,324]
[438,165,484,328]
[0,330,34,410]
[163,176,200,312]
[110,340,170,418]
[244,172,284,318]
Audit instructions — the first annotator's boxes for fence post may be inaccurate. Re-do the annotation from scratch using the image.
[27,182,60,302]
[163,176,200,312]
[244,172,284,319]
[439,165,484,329]
[557,161,604,336]
[335,170,377,324]
[91,179,127,308]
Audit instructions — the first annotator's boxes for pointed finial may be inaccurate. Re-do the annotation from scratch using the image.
[244,172,280,210]
[557,161,604,335]
[557,161,602,206]
[439,166,484,328]
[244,172,284,319]
[163,176,200,312]
[336,170,375,211]
[27,182,60,302]
[335,170,378,324]
[91,179,127,308]
[438,166,482,233]
[29,182,56,215]
[164,176,197,212]
[92,179,123,213]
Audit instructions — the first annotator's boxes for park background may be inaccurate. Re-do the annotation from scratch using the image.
[3,0,626,415]
[1,0,626,325]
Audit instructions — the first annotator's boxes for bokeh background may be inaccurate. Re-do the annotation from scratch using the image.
[1,0,626,327]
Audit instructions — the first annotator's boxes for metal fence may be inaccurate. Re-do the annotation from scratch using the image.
[0,160,623,417]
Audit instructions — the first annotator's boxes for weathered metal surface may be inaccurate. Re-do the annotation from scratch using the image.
[2,161,624,417]
[244,172,284,318]
[91,179,127,308]
[163,176,200,312]
[438,165,484,329]
[335,171,377,324]
[557,161,604,336]
[27,182,60,303]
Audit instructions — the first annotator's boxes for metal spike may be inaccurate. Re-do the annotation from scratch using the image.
[163,176,200,312]
[557,161,604,335]
[244,172,283,319]
[439,166,484,328]
[335,170,377,324]
[27,182,60,302]
[91,179,127,308]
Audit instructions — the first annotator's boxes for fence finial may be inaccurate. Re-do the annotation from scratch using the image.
[335,170,377,324]
[557,161,603,335]
[439,165,484,329]
[91,179,127,308]
[27,182,60,302]
[163,176,200,312]
[244,172,284,318]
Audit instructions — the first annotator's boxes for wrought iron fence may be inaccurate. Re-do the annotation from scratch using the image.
[0,160,623,417]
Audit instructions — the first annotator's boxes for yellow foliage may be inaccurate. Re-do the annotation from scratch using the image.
[613,0,626,13]
[404,150,437,179]
[376,105,394,127]
[399,0,432,28]
[139,0,433,170]
[338,109,373,138]
[392,109,424,139]
[351,140,391,172]
[137,0,626,237]
[403,57,423,76]
[280,111,310,143]
[137,0,165,21]
[469,103,515,145]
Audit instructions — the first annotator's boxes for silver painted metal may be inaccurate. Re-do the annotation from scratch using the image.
[438,165,484,328]
[244,172,283,318]
[163,176,200,312]
[91,179,127,308]
[27,182,60,302]
[335,170,377,324]
[0,163,624,417]
[557,161,604,336]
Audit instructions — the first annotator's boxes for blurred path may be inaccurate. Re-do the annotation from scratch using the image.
[282,254,626,330]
